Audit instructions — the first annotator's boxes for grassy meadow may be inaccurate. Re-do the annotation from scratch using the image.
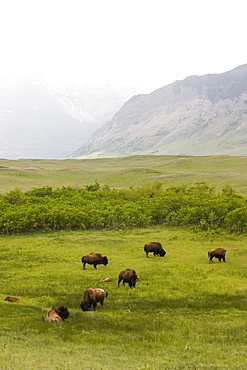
[1,155,247,369]
[1,155,247,194]
[1,227,247,369]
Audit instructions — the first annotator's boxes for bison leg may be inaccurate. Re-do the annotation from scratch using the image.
[118,278,122,287]
[93,264,97,269]
[92,301,97,310]
[146,252,149,257]
[83,262,86,269]
[223,256,226,262]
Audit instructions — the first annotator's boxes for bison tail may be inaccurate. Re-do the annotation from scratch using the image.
[105,291,108,298]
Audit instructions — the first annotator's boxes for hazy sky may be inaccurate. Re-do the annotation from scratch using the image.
[1,0,246,93]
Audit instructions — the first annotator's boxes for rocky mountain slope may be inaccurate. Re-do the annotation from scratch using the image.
[72,64,247,158]
[0,74,140,159]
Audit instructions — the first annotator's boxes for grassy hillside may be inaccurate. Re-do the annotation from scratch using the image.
[1,227,247,369]
[1,155,247,194]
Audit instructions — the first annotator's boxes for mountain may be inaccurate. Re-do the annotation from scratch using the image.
[71,64,247,158]
[0,74,140,159]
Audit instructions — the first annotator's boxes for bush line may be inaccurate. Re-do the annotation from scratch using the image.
[0,181,246,234]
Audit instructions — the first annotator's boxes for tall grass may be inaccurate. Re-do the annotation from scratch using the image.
[1,227,247,369]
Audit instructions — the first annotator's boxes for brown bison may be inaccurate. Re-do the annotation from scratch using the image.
[81,253,108,269]
[45,305,69,322]
[4,296,20,302]
[118,269,139,288]
[80,288,108,311]
[208,248,226,263]
[144,242,166,258]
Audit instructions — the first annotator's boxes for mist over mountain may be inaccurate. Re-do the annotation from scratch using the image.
[0,74,140,159]
[71,63,247,158]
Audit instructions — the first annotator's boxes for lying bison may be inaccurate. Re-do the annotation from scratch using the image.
[45,305,69,322]
[80,288,108,311]
[208,248,226,263]
[81,253,108,269]
[118,269,139,288]
[4,296,20,302]
[144,242,166,258]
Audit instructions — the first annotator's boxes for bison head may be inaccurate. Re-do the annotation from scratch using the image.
[103,256,108,266]
[129,273,139,287]
[58,305,69,320]
[80,301,90,311]
[159,250,166,257]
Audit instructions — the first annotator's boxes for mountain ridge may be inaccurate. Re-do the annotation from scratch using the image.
[71,63,247,158]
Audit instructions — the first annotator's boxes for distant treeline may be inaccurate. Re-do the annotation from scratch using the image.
[0,181,246,234]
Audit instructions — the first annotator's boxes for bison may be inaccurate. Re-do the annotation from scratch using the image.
[118,269,139,288]
[208,248,226,263]
[80,288,108,311]
[81,253,108,269]
[4,296,20,302]
[144,242,166,258]
[45,305,70,322]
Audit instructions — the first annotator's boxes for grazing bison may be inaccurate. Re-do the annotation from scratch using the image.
[4,296,20,302]
[45,305,69,322]
[208,248,226,263]
[144,242,166,258]
[80,288,108,311]
[81,253,108,269]
[118,269,139,288]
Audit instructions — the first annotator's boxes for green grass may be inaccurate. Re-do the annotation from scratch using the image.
[1,155,247,194]
[1,154,247,368]
[1,227,247,369]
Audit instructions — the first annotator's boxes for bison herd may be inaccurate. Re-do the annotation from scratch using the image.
[47,244,226,320]
[4,241,227,321]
